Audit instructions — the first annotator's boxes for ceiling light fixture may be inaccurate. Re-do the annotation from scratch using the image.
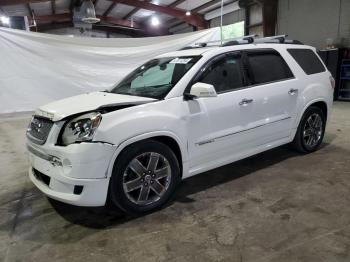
[80,0,100,24]
[151,16,160,26]
[185,1,191,16]
[1,16,10,25]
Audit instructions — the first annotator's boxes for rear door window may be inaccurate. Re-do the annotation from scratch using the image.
[245,50,294,85]
[287,48,326,75]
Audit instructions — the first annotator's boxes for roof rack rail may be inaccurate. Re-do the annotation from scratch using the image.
[223,34,304,46]
[178,41,213,50]
[179,35,258,50]
[179,35,303,51]
[255,34,288,43]
[222,35,258,46]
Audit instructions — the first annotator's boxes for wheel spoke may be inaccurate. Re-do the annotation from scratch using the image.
[307,135,313,145]
[147,153,159,172]
[138,186,150,202]
[313,115,319,128]
[304,128,313,137]
[154,166,169,179]
[307,117,313,128]
[151,180,165,196]
[125,177,143,192]
[312,116,318,127]
[129,158,147,176]
[316,116,322,128]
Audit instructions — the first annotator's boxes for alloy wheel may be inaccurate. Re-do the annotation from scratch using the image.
[122,152,172,206]
[303,113,323,148]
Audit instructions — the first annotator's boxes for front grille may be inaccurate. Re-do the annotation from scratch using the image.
[33,168,51,186]
[27,116,54,145]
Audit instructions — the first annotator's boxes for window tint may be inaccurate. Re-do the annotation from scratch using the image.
[198,54,244,93]
[287,48,326,75]
[246,51,294,85]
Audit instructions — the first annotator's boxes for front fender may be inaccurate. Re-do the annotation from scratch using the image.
[93,98,189,178]
[104,130,188,179]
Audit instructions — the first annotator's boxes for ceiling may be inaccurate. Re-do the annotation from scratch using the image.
[0,0,235,34]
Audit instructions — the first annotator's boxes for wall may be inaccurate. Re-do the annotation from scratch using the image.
[277,0,350,49]
[210,8,245,27]
[246,3,263,37]
[170,8,245,35]
[169,23,194,34]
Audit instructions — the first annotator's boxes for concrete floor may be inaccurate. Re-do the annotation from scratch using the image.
[0,102,349,262]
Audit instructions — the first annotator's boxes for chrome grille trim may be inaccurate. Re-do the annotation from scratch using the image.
[26,116,54,145]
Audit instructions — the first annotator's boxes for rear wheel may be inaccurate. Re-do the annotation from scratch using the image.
[291,106,326,153]
[109,140,180,215]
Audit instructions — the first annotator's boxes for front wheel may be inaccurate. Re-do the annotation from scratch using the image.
[109,140,180,215]
[291,106,326,153]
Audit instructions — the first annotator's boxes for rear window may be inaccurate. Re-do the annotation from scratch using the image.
[287,49,326,75]
[246,50,294,85]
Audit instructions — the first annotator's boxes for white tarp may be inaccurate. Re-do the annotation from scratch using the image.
[0,27,220,113]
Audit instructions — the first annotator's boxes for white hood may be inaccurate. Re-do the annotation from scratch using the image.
[35,92,156,121]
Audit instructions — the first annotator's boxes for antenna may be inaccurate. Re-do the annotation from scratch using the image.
[220,0,224,45]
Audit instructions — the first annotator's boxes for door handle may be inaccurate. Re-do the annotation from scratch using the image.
[239,98,254,106]
[288,88,299,95]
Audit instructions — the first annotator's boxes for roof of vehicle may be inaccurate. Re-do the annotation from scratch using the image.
[157,41,315,58]
[156,46,217,58]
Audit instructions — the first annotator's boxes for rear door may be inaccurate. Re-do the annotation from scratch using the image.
[241,49,299,144]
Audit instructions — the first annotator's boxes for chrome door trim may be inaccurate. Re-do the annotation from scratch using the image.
[196,116,292,146]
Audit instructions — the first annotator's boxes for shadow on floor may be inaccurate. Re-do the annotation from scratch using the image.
[50,141,335,229]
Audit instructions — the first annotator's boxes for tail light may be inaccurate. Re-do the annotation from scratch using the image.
[329,76,335,89]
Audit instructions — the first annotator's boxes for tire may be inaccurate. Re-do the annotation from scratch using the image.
[291,106,326,153]
[109,139,180,215]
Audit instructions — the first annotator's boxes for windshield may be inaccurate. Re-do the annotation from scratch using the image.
[110,56,201,99]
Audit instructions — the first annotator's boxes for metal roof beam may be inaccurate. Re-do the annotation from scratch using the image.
[123,0,151,20]
[108,0,207,28]
[51,0,55,15]
[0,0,49,6]
[192,0,223,13]
[168,0,187,8]
[28,13,141,29]
[103,2,117,17]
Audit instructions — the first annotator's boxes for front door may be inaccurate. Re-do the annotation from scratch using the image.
[186,52,254,173]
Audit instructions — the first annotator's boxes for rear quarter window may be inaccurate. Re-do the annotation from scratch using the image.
[287,49,326,75]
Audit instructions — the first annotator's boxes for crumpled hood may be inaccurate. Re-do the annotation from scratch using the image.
[35,92,156,121]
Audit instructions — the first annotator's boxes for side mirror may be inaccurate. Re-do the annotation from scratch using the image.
[185,82,217,100]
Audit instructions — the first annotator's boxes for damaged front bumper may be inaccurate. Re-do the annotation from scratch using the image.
[27,141,117,206]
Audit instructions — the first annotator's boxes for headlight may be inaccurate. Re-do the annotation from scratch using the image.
[61,112,102,146]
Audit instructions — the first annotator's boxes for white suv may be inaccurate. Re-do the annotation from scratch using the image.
[26,37,334,214]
